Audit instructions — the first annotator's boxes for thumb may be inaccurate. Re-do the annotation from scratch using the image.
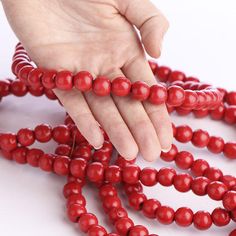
[118,0,169,58]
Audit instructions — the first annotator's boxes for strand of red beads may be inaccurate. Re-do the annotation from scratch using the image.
[0,43,235,236]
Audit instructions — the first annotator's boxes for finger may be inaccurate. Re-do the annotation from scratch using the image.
[53,88,104,149]
[84,70,138,160]
[123,56,173,151]
[118,0,169,58]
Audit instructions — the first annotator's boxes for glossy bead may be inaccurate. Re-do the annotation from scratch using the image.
[175,151,194,170]
[67,194,86,208]
[142,199,161,219]
[105,165,121,183]
[207,136,225,154]
[226,91,236,105]
[78,213,98,233]
[193,211,212,230]
[168,71,185,82]
[52,125,71,144]
[124,183,143,196]
[204,167,223,181]
[148,84,167,104]
[103,196,121,213]
[191,177,210,196]
[53,156,70,176]
[210,103,225,120]
[211,208,230,226]
[0,133,17,151]
[160,144,178,162]
[17,128,35,146]
[63,181,82,199]
[157,167,176,186]
[175,207,193,227]
[108,207,128,223]
[167,85,185,107]
[34,124,52,142]
[128,225,149,236]
[70,158,87,179]
[26,148,44,167]
[191,159,210,177]
[88,225,107,236]
[222,191,236,211]
[140,168,158,186]
[93,77,111,96]
[175,125,193,143]
[230,229,236,236]
[148,60,158,73]
[181,90,198,109]
[131,81,150,101]
[87,162,105,183]
[18,66,33,84]
[156,206,175,225]
[156,66,171,82]
[128,192,147,210]
[41,70,57,89]
[10,80,28,96]
[38,154,54,172]
[223,142,236,159]
[191,129,210,148]
[173,173,193,192]
[12,147,28,164]
[28,68,43,88]
[224,106,236,124]
[220,175,236,190]
[111,77,131,96]
[115,217,134,236]
[0,80,10,96]
[67,203,87,222]
[122,165,141,184]
[207,181,228,200]
[99,184,117,199]
[74,71,93,91]
[55,144,71,156]
[55,71,73,90]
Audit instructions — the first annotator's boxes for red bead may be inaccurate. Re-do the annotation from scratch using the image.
[34,124,52,142]
[74,71,93,91]
[115,217,134,236]
[17,128,35,146]
[105,165,121,183]
[191,159,210,177]
[28,68,43,88]
[148,84,167,104]
[41,70,56,89]
[191,177,210,196]
[108,207,128,223]
[88,225,107,236]
[53,156,70,176]
[129,225,149,236]
[55,144,71,156]
[207,181,228,201]
[99,184,117,199]
[111,77,131,96]
[93,77,111,96]
[67,194,86,208]
[156,206,175,225]
[128,192,147,210]
[210,103,225,120]
[131,81,150,101]
[70,158,87,179]
[124,183,143,195]
[175,125,193,143]
[38,154,54,172]
[207,136,225,154]
[175,207,193,227]
[28,86,44,97]
[27,148,44,167]
[55,71,73,90]
[115,155,136,168]
[223,142,236,159]
[224,106,236,124]
[191,129,210,148]
[87,162,105,183]
[12,147,28,164]
[220,175,236,190]
[0,80,10,96]
[222,191,236,211]
[160,144,178,162]
[193,109,209,118]
[73,144,92,161]
[140,168,158,186]
[167,85,185,107]
[18,66,33,84]
[52,125,71,144]
[230,229,236,236]
[211,208,230,226]
[226,91,236,105]
[157,167,176,186]
[204,167,223,181]
[142,199,161,219]
[173,173,193,192]
[122,165,141,184]
[78,213,98,233]
[231,209,236,222]
[181,90,198,109]
[148,60,158,73]
[0,133,17,151]
[63,181,82,199]
[193,211,212,230]
[168,71,185,82]
[67,203,87,222]
[103,196,121,213]
[156,66,171,82]
[175,151,194,170]
[10,80,28,96]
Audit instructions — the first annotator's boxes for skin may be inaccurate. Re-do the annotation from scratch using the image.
[1,0,173,161]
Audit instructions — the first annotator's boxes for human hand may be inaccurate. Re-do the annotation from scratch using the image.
[2,0,172,161]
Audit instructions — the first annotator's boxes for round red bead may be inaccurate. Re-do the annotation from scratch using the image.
[111,77,131,96]
[211,208,230,226]
[193,211,212,230]
[93,77,111,96]
[156,206,175,225]
[140,168,158,186]
[87,162,105,183]
[148,84,167,105]
[78,213,98,233]
[207,181,228,200]
[157,167,176,186]
[129,225,149,236]
[167,85,185,107]
[222,191,236,211]
[131,81,150,101]
[67,203,87,222]
[55,71,73,90]
[175,207,193,227]
[142,199,161,219]
[74,71,93,91]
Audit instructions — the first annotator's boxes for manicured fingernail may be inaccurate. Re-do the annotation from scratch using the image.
[161,146,172,153]
[94,144,103,150]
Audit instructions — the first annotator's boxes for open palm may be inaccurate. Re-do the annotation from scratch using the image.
[2,0,172,161]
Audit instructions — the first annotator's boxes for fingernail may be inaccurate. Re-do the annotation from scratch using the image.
[94,144,103,150]
[161,146,172,153]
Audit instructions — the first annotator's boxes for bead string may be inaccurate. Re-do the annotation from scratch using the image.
[0,43,235,236]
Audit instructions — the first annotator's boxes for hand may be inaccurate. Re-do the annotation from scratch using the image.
[2,0,172,161]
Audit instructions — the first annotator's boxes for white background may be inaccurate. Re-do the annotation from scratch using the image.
[0,0,236,235]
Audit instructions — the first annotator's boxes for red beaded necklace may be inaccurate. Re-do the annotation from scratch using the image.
[0,42,235,236]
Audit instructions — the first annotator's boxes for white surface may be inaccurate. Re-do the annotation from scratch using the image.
[0,1,236,235]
